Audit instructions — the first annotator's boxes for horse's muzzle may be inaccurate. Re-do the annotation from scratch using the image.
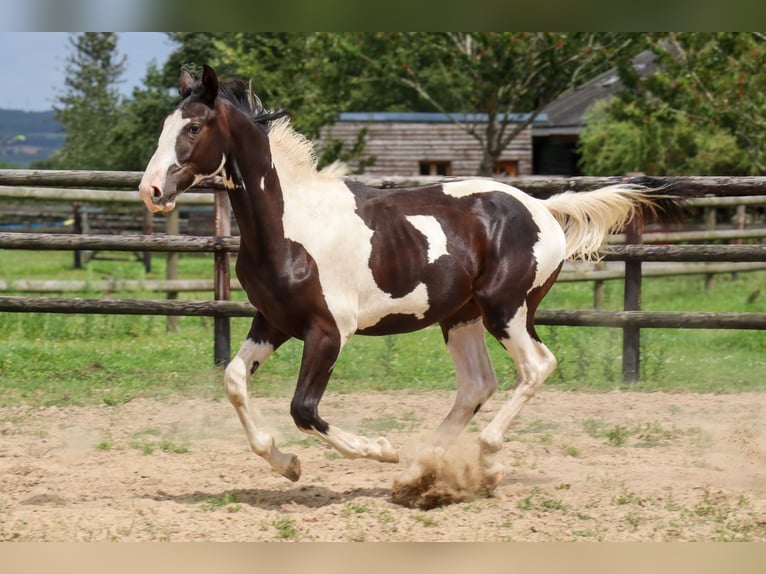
[139,173,177,213]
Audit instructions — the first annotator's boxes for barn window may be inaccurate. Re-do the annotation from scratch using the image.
[419,161,452,176]
[493,160,519,177]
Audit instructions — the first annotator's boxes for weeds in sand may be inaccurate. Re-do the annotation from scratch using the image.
[604,425,631,446]
[323,452,344,460]
[613,488,650,507]
[127,428,189,455]
[378,510,395,524]
[359,415,411,434]
[562,445,580,457]
[194,491,241,513]
[583,419,686,448]
[273,517,298,540]
[633,422,682,448]
[343,502,370,516]
[517,487,569,513]
[413,513,439,527]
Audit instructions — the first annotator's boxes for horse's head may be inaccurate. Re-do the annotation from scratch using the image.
[139,65,230,213]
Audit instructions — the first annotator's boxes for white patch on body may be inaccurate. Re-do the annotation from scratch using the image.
[405,215,448,263]
[278,174,431,340]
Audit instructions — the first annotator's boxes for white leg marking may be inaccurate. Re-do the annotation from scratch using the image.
[478,305,557,488]
[224,339,301,480]
[304,426,399,463]
[405,215,449,263]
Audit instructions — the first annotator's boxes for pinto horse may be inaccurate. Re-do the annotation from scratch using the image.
[139,65,682,498]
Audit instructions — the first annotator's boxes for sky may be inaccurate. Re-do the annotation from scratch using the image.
[0,32,175,111]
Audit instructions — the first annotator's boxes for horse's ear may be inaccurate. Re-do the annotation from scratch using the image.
[200,65,219,107]
[179,67,195,98]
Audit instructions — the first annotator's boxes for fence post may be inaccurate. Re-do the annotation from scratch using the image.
[704,204,716,291]
[72,203,82,269]
[165,208,180,334]
[732,204,747,281]
[142,209,153,273]
[622,214,644,383]
[593,261,605,309]
[214,190,232,367]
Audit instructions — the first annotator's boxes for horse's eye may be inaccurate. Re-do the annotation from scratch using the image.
[189,123,201,135]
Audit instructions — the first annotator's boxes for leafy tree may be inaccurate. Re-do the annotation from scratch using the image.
[209,33,641,175]
[579,99,748,176]
[53,33,126,170]
[108,63,178,171]
[162,33,229,86]
[211,33,351,138]
[347,32,643,175]
[582,32,766,175]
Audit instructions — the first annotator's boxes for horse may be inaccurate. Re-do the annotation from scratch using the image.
[139,65,684,503]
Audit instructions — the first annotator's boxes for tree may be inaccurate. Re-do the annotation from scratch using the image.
[209,33,641,175]
[579,99,748,176]
[348,33,643,175]
[581,33,766,175]
[53,33,126,170]
[108,63,179,171]
[211,33,352,138]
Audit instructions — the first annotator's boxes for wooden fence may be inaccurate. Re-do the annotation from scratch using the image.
[0,170,765,382]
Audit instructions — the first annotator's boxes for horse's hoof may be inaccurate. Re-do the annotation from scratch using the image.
[480,468,504,493]
[281,454,301,482]
[377,437,399,463]
[391,473,436,508]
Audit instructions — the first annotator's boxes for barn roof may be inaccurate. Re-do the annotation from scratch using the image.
[336,112,549,123]
[534,50,658,137]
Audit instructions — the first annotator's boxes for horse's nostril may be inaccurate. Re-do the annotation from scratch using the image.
[151,186,162,200]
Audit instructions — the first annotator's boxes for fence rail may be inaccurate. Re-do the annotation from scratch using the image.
[0,296,763,330]
[1,169,765,382]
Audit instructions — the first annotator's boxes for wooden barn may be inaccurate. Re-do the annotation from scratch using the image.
[318,112,538,177]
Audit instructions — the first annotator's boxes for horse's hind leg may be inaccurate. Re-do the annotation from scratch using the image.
[396,308,498,488]
[224,313,301,481]
[478,283,559,491]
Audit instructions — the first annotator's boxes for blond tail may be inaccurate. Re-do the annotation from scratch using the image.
[542,184,664,261]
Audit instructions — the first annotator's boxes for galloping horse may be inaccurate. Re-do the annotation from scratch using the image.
[140,65,683,497]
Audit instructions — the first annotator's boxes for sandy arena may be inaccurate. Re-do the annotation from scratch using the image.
[1,390,764,541]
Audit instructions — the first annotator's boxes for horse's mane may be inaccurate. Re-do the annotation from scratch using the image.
[218,78,347,181]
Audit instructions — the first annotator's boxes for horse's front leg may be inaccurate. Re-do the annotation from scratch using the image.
[291,324,399,463]
[224,314,301,481]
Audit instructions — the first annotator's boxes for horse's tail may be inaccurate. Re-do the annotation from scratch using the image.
[542,179,687,261]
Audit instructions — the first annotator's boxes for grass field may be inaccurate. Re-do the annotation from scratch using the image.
[0,250,764,407]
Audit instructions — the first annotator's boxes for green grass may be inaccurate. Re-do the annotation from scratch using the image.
[0,250,764,406]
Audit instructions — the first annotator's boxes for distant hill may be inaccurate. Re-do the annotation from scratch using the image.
[0,109,64,167]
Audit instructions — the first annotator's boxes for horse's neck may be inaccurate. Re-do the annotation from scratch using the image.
[225,119,287,260]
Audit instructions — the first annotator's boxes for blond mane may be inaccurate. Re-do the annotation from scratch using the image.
[267,117,348,182]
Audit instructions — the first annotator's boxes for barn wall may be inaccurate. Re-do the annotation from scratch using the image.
[319,120,533,176]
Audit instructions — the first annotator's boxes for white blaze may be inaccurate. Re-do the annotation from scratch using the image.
[140,110,189,190]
